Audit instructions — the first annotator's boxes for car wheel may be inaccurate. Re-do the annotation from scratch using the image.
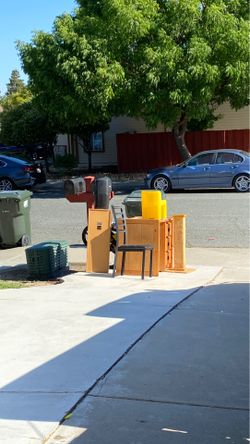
[0,178,14,191]
[233,174,250,193]
[151,175,171,193]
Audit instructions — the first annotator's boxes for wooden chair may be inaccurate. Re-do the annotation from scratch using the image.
[111,205,154,279]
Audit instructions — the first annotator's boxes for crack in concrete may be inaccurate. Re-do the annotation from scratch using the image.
[49,285,204,430]
[88,393,250,412]
[0,390,84,394]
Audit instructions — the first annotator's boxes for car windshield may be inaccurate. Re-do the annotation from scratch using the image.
[176,159,190,166]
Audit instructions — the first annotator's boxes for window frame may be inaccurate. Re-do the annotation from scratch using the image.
[215,152,244,165]
[187,152,215,167]
[90,132,105,153]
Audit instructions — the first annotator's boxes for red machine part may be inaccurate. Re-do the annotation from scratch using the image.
[65,176,95,222]
[65,176,114,221]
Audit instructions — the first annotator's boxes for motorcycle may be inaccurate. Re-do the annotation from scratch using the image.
[30,159,47,184]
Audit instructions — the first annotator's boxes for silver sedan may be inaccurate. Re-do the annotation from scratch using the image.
[145,149,250,193]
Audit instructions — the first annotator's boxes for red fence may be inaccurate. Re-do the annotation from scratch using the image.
[117,129,250,172]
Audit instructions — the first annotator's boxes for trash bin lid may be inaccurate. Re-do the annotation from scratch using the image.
[123,189,166,204]
[0,190,32,201]
[123,190,142,203]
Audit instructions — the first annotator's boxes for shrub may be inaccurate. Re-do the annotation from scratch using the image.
[54,154,77,170]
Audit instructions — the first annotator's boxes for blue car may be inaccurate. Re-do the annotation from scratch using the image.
[0,155,35,190]
[0,145,47,184]
[145,149,250,193]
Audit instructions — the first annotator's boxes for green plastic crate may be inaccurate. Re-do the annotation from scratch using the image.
[26,240,68,279]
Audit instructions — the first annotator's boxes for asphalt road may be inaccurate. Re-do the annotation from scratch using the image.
[30,180,250,248]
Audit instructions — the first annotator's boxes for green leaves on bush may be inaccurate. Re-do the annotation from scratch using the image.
[54,154,77,170]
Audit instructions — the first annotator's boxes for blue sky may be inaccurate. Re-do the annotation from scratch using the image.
[0,0,76,94]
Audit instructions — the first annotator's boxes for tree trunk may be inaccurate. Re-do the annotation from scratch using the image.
[80,133,92,172]
[87,150,92,172]
[173,113,191,161]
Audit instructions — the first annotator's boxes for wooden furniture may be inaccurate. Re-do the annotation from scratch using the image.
[172,214,186,271]
[115,215,187,276]
[116,217,167,277]
[86,209,111,273]
[111,206,154,279]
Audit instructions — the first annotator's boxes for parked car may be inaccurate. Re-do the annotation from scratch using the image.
[0,146,47,184]
[0,155,35,190]
[145,149,250,193]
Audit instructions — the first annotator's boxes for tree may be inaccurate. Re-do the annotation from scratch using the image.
[77,0,250,159]
[0,101,57,149]
[6,69,26,96]
[18,1,249,161]
[0,70,31,110]
[129,0,249,159]
[18,13,125,170]
[0,71,55,152]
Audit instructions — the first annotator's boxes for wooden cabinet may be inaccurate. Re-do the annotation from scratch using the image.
[116,217,168,277]
[86,209,111,273]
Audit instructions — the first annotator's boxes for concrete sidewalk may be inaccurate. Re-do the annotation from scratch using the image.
[0,247,249,443]
[51,278,248,444]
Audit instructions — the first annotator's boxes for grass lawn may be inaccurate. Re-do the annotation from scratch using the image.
[0,280,27,289]
[0,268,66,289]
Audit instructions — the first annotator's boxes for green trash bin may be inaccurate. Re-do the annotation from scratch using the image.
[122,190,142,217]
[0,190,32,247]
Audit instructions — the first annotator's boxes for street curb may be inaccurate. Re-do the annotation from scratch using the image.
[47,171,146,182]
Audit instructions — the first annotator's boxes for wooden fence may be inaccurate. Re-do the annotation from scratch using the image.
[117,129,250,172]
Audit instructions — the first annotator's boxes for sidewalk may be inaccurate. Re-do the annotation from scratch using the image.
[51,275,248,444]
[0,248,249,443]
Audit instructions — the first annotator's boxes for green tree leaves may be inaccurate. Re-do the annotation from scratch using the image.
[0,70,56,148]
[6,69,26,96]
[17,0,249,161]
[18,12,125,130]
[0,102,57,147]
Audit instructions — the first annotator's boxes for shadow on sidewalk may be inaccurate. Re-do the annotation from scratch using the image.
[0,282,249,443]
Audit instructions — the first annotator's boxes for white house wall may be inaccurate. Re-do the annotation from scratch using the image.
[57,104,249,168]
[76,117,164,168]
[54,134,69,157]
[77,134,116,168]
[207,103,249,131]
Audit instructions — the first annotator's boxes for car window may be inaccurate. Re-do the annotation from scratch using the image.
[216,152,243,164]
[232,154,243,163]
[187,153,214,166]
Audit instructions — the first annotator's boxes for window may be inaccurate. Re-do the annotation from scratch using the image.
[188,153,214,166]
[91,132,104,152]
[216,152,243,164]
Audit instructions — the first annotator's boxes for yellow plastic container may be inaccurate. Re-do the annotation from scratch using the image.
[161,199,167,219]
[142,190,162,220]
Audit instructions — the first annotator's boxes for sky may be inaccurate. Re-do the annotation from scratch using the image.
[0,0,77,94]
